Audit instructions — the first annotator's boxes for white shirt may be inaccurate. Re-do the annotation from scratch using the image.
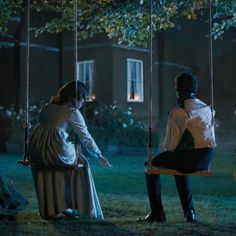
[164,98,216,151]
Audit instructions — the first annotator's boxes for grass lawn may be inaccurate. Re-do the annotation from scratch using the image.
[0,145,235,236]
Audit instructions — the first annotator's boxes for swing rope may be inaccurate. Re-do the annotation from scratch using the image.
[19,0,81,169]
[74,0,78,98]
[146,0,214,175]
[208,0,215,122]
[147,0,154,170]
[73,0,79,155]
[23,0,30,163]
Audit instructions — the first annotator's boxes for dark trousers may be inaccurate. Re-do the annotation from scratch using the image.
[146,147,213,217]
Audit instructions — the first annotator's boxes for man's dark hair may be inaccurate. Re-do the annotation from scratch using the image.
[175,73,198,95]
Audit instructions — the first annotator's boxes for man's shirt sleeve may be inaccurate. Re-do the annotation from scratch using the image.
[163,108,188,151]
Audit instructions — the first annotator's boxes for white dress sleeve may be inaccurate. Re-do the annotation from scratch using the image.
[163,108,188,151]
[69,109,102,159]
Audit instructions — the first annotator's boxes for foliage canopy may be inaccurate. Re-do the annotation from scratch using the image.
[0,0,235,47]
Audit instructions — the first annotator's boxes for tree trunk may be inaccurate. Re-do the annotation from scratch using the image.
[0,174,28,211]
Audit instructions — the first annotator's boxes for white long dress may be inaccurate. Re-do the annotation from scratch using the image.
[28,103,103,219]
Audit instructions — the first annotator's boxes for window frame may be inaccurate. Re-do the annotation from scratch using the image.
[127,58,144,103]
[77,60,95,101]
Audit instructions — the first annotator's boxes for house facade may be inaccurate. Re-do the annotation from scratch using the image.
[0,14,236,153]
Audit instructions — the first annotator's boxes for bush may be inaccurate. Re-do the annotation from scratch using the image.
[86,103,159,149]
[0,100,44,146]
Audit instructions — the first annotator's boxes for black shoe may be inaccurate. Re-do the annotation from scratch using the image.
[186,210,198,223]
[136,212,166,223]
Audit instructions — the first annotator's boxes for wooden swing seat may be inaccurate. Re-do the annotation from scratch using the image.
[145,167,213,176]
[17,160,84,170]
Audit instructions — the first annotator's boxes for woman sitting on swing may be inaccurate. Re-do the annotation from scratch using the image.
[28,81,111,220]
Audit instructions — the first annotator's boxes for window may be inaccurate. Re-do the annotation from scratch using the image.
[77,60,95,101]
[127,59,144,102]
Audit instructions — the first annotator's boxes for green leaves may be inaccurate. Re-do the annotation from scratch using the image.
[212,0,236,40]
[0,0,23,36]
[1,0,236,46]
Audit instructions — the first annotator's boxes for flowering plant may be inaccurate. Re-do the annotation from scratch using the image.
[0,100,44,146]
[86,103,159,149]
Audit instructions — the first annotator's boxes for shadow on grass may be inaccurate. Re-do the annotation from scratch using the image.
[0,212,235,236]
[50,217,136,236]
[0,212,20,236]
[0,213,17,221]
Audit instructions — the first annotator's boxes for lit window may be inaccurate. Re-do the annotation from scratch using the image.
[77,60,95,101]
[127,59,144,102]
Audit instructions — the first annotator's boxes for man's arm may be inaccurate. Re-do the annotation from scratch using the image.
[163,108,188,151]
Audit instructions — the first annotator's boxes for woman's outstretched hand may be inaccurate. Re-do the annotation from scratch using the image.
[98,156,112,167]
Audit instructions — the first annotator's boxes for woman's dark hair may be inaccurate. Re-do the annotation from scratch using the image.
[175,73,198,95]
[51,81,87,105]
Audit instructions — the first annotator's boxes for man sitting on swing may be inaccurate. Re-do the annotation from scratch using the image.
[138,73,216,223]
